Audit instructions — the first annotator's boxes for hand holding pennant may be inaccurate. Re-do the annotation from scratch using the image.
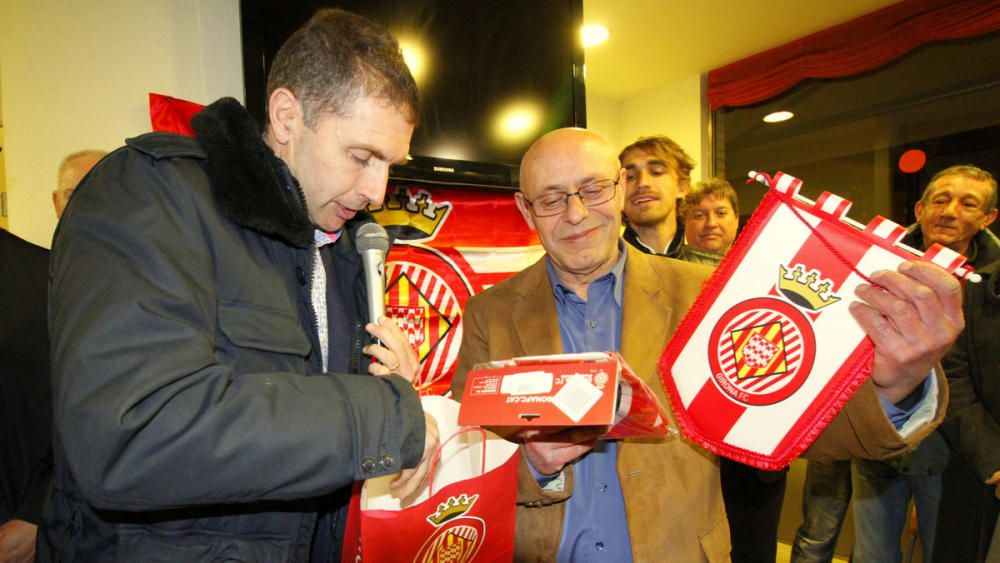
[659,171,966,470]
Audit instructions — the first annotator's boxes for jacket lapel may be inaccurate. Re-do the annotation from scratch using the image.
[621,247,676,383]
[510,258,563,357]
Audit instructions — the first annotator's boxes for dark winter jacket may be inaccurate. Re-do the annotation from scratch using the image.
[933,258,1000,563]
[37,98,425,562]
[0,229,52,525]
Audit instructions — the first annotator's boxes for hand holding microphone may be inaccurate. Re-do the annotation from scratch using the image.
[356,222,419,383]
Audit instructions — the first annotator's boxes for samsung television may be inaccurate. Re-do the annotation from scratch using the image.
[240,0,586,188]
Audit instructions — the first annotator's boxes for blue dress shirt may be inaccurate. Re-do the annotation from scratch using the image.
[539,245,634,562]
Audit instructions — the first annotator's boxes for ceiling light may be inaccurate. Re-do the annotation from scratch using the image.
[581,24,609,48]
[763,111,794,123]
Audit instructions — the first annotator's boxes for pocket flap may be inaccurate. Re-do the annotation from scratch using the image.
[218,300,310,356]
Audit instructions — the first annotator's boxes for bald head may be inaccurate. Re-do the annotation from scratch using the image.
[519,128,619,192]
[54,150,107,219]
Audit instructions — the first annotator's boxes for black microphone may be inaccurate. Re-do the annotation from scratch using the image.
[356,222,390,325]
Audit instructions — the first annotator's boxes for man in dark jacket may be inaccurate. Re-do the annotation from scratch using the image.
[38,9,436,562]
[932,257,1000,562]
[852,164,999,562]
[0,229,51,563]
[2,148,104,563]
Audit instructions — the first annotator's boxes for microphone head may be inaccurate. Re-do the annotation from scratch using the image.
[356,221,390,254]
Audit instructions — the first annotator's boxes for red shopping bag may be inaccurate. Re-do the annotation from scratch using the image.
[343,396,518,562]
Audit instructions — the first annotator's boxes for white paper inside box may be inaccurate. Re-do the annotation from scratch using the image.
[458,352,619,427]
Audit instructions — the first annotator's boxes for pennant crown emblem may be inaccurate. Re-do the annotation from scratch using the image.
[778,264,840,311]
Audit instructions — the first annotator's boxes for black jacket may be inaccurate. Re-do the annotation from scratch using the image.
[0,229,52,525]
[933,259,1000,563]
[38,98,425,562]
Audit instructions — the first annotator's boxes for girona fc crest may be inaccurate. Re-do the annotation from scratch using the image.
[708,297,815,406]
[372,185,542,395]
[414,494,485,563]
[385,246,472,394]
[389,304,429,348]
[733,324,787,375]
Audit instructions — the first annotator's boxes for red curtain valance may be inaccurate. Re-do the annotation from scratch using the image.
[707,0,1000,110]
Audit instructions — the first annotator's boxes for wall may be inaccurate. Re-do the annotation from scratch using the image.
[619,74,707,181]
[0,1,711,248]
[0,0,244,248]
[587,73,707,180]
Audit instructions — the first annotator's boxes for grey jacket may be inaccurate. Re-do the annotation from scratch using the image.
[38,99,425,562]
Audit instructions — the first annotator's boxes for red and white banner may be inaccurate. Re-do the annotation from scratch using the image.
[149,93,203,136]
[373,184,542,396]
[659,171,973,470]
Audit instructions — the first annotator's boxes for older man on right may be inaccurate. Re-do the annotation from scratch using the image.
[852,164,999,563]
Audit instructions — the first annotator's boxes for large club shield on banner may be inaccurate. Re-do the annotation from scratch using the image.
[659,171,974,470]
[371,185,542,396]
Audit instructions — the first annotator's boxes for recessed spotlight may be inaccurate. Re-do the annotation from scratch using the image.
[581,24,609,48]
[763,111,794,123]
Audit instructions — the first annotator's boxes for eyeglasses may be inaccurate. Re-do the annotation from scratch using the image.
[522,179,619,217]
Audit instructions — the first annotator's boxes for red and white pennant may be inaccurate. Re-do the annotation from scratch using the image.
[659,171,975,470]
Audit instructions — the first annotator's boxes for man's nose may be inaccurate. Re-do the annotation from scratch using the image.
[563,193,589,224]
[360,164,390,207]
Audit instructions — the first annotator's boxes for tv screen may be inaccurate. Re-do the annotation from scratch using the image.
[240,0,586,188]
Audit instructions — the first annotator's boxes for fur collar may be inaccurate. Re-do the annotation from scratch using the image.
[191,98,314,248]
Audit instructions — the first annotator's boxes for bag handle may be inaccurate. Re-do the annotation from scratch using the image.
[427,426,487,495]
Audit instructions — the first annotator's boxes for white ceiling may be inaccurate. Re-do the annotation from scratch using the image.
[583,0,901,101]
[0,1,901,127]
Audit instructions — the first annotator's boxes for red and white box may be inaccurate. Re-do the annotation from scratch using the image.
[458,352,669,439]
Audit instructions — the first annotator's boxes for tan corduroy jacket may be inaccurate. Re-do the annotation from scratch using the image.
[451,244,947,563]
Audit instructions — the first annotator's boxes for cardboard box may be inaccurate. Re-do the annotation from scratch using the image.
[457,352,669,438]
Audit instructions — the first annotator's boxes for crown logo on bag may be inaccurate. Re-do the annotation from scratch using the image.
[367,187,451,242]
[778,264,841,311]
[426,494,479,526]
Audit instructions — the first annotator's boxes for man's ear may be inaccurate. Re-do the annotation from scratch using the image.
[678,178,690,198]
[984,207,998,228]
[514,192,538,232]
[914,200,925,221]
[267,88,301,145]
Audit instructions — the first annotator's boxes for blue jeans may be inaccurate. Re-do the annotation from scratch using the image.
[791,459,853,563]
[852,457,942,563]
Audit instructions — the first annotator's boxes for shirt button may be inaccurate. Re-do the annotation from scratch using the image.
[380,455,395,469]
[598,482,608,493]
[361,458,377,473]
[595,541,605,551]
[589,320,598,329]
[296,267,307,286]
